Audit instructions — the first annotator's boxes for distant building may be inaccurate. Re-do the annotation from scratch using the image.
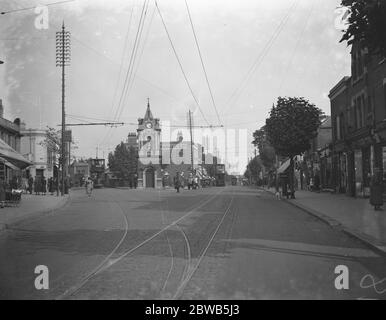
[69,160,90,186]
[126,132,138,150]
[329,40,386,197]
[132,100,220,188]
[302,116,333,190]
[20,127,55,180]
[0,99,31,183]
[0,99,22,152]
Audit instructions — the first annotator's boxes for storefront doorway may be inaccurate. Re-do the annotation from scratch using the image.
[145,168,155,188]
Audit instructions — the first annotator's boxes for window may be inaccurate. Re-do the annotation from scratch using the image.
[340,113,345,139]
[336,116,341,140]
[353,100,358,129]
[357,97,362,128]
[367,95,372,125]
[147,151,151,158]
[354,95,366,129]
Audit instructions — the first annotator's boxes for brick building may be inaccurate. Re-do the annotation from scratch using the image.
[329,40,386,197]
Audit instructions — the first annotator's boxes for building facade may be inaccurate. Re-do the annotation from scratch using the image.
[69,160,90,186]
[20,127,55,180]
[134,101,215,188]
[330,40,386,197]
[0,99,31,183]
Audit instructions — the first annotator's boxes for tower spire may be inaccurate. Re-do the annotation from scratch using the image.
[144,98,153,120]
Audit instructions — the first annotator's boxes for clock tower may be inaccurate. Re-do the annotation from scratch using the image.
[136,99,162,188]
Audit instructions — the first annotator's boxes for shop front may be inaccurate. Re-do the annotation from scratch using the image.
[0,138,32,185]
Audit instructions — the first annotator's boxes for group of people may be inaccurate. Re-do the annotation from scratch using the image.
[27,176,56,195]
[173,172,201,193]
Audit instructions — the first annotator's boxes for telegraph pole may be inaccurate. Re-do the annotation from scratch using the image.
[188,110,194,173]
[56,22,71,196]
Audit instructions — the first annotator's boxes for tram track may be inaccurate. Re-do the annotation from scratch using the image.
[56,188,224,300]
[172,189,235,300]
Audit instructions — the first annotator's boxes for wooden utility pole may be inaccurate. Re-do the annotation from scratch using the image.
[56,22,71,196]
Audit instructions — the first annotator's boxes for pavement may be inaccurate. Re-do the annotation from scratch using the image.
[0,192,71,231]
[262,187,386,256]
[0,186,385,299]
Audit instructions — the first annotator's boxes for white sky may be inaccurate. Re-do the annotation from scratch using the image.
[0,0,351,174]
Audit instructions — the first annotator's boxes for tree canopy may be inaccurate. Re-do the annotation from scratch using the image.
[252,126,276,170]
[265,97,322,158]
[340,0,386,56]
[244,156,262,180]
[108,142,138,181]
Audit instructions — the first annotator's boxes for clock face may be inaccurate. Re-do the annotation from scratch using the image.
[146,122,152,129]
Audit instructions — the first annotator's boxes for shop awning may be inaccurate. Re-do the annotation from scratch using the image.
[277,158,291,174]
[0,138,32,169]
[0,156,19,170]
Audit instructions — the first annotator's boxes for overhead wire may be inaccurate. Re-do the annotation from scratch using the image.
[99,0,149,147]
[112,0,149,123]
[184,0,222,126]
[277,0,317,94]
[154,0,211,126]
[222,0,299,116]
[0,0,76,15]
[98,4,136,147]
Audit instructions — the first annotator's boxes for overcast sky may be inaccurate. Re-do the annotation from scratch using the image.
[0,0,351,174]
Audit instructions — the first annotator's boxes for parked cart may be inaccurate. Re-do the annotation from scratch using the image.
[2,189,22,208]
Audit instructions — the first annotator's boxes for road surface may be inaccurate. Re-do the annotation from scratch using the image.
[0,186,385,299]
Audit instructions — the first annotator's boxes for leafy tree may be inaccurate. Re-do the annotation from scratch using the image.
[244,156,262,184]
[108,142,138,184]
[252,126,276,170]
[265,97,322,198]
[40,126,77,166]
[340,0,386,56]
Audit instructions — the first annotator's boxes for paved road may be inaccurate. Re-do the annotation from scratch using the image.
[0,186,385,299]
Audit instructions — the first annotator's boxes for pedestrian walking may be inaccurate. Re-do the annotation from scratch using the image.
[48,177,54,195]
[174,172,181,193]
[85,177,94,197]
[370,169,383,210]
[314,172,320,192]
[34,178,39,195]
[41,176,47,195]
[28,176,33,195]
